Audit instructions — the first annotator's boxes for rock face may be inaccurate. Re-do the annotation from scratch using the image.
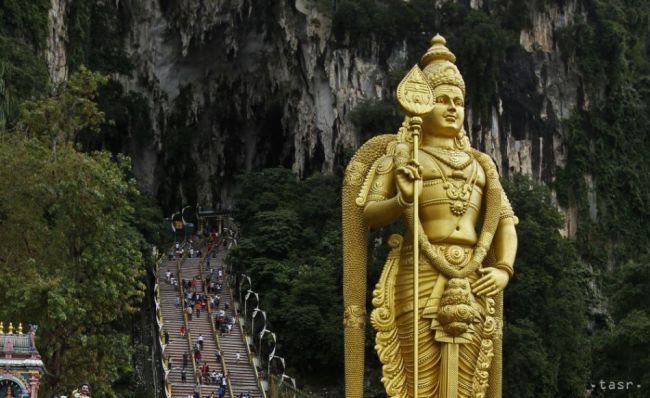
[44,0,588,221]
[45,0,69,84]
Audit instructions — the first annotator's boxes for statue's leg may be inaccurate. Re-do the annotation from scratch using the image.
[458,330,482,397]
[456,272,490,398]
[396,308,440,397]
[395,262,440,397]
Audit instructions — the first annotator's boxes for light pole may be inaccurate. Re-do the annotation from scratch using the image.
[267,354,284,386]
[261,331,277,379]
[181,205,191,239]
[244,290,259,328]
[278,374,297,398]
[181,205,191,223]
[170,212,179,240]
[239,274,252,308]
[257,326,272,366]
[251,309,267,354]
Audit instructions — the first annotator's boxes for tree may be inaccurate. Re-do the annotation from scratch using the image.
[502,175,591,398]
[0,138,147,396]
[16,65,108,156]
[228,169,343,385]
[593,257,650,397]
[0,68,159,397]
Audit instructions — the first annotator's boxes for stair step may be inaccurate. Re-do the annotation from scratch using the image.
[158,245,264,398]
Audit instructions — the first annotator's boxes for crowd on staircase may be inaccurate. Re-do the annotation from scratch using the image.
[159,232,261,398]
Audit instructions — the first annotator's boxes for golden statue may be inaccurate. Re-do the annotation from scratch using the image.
[342,35,518,398]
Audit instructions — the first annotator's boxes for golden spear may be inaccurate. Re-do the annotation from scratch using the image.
[396,65,435,398]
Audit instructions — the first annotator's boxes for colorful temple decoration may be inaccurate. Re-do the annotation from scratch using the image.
[0,322,44,398]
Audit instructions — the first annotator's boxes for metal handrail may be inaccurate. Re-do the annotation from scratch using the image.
[176,240,200,387]
[269,374,315,397]
[154,253,171,398]
[230,280,268,398]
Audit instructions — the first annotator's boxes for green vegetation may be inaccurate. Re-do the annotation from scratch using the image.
[502,175,590,397]
[16,66,108,153]
[594,255,650,398]
[0,68,161,397]
[67,0,132,73]
[554,0,650,269]
[338,1,517,124]
[227,169,343,385]
[0,0,51,47]
[552,1,650,394]
[348,99,401,140]
[594,258,650,397]
[0,0,50,121]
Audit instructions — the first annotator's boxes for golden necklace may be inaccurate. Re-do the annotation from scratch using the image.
[424,150,478,216]
[422,147,473,170]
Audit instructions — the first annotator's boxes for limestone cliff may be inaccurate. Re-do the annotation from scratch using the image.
[44,0,589,221]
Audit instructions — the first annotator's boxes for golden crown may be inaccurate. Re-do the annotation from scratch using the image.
[421,34,466,95]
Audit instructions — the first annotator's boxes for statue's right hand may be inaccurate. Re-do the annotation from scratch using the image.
[396,160,423,203]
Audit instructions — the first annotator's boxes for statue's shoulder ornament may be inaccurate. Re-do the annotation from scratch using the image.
[345,134,399,207]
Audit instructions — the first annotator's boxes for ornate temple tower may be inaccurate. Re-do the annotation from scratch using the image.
[0,322,44,398]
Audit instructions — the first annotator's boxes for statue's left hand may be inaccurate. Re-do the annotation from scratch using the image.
[471,268,510,297]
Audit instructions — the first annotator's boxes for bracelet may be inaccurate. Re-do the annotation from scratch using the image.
[493,262,514,278]
[396,193,413,208]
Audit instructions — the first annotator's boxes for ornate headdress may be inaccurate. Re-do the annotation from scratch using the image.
[421,34,466,95]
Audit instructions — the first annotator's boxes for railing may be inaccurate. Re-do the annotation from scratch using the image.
[228,232,312,398]
[176,241,199,387]
[209,230,312,398]
[229,277,268,398]
[269,374,315,398]
[199,246,235,398]
[154,250,172,398]
[153,252,172,398]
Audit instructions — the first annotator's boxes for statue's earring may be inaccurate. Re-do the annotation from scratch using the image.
[455,128,468,150]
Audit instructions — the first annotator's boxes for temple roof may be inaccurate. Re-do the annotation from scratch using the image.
[0,334,35,354]
[0,322,44,371]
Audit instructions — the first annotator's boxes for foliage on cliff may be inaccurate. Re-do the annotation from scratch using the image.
[554,0,650,269]
[335,0,517,122]
[502,175,590,398]
[0,0,50,122]
[0,68,161,397]
[552,2,650,392]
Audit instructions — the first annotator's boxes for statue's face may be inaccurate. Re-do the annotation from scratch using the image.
[423,84,464,138]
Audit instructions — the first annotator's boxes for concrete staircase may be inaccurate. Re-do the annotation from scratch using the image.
[180,256,229,398]
[160,246,235,398]
[202,250,263,398]
[159,257,198,398]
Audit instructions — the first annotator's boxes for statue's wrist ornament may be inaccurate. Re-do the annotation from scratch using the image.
[396,193,413,208]
[493,262,514,278]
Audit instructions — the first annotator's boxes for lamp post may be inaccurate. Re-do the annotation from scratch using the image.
[170,212,178,239]
[267,354,284,386]
[257,327,273,368]
[239,274,252,309]
[244,290,259,328]
[278,374,297,398]
[170,213,175,231]
[181,205,191,239]
[251,309,267,354]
